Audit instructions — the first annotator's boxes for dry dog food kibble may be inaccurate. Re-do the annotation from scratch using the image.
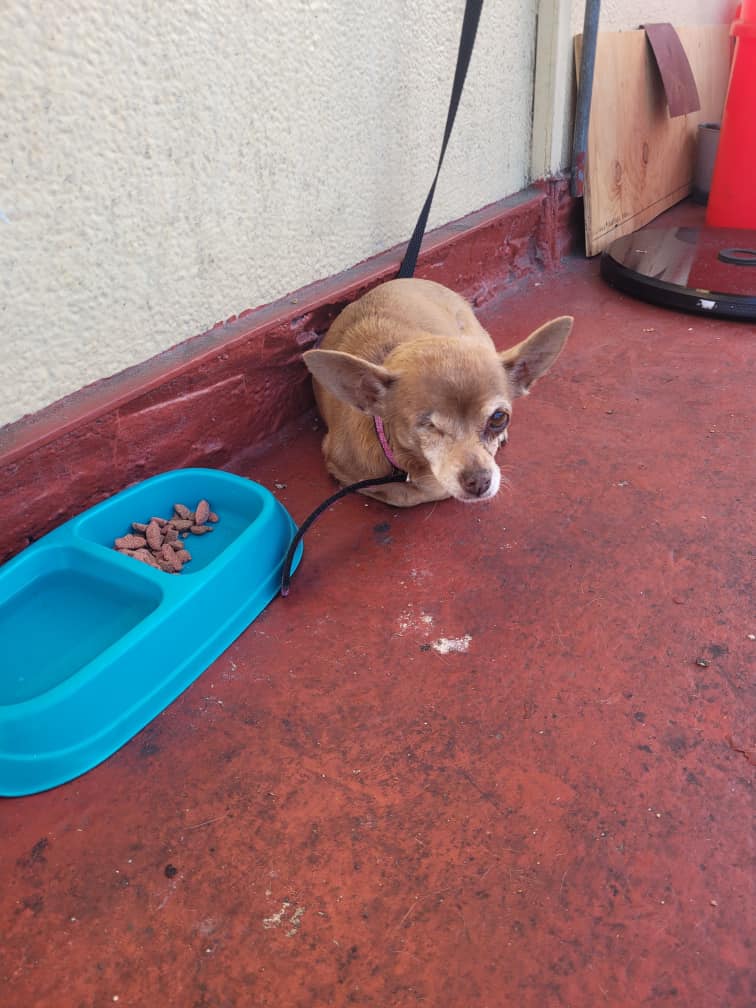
[112,499,219,574]
[195,499,210,524]
[114,533,148,551]
[146,521,163,551]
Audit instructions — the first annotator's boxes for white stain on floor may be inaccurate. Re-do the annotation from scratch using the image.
[262,901,290,929]
[432,635,472,654]
[397,608,414,633]
[286,906,306,937]
[262,901,305,937]
[396,604,435,636]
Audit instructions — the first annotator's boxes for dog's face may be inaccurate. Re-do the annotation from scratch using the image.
[304,316,572,503]
[380,339,513,501]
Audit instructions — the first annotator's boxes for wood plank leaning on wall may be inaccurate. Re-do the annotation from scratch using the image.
[576,25,731,256]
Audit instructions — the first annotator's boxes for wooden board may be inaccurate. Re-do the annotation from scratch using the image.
[576,26,731,256]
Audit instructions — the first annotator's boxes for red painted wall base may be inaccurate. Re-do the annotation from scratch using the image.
[0,178,578,564]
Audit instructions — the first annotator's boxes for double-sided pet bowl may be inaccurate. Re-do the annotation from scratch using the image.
[0,468,301,797]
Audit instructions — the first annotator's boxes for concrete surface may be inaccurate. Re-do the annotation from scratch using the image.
[1,251,753,1007]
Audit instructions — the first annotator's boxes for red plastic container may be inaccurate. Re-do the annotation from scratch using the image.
[706,1,756,228]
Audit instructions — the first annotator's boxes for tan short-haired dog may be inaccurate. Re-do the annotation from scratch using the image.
[303,278,572,507]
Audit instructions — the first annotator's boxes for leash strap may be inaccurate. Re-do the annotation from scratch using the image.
[397,0,484,279]
[280,470,408,596]
[282,1,483,595]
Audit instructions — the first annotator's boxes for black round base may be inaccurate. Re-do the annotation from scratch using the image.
[600,225,756,321]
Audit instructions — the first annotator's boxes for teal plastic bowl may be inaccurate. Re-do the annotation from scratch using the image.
[0,468,301,797]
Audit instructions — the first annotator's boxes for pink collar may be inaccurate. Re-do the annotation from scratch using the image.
[374,416,402,471]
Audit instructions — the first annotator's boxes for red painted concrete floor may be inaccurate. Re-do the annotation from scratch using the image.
[2,252,754,1008]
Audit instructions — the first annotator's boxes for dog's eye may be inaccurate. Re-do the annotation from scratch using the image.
[488,409,510,432]
[419,415,441,434]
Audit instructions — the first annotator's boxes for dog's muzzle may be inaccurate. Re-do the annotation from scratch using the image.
[455,463,501,502]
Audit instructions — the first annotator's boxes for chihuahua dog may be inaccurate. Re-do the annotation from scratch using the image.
[303,278,572,507]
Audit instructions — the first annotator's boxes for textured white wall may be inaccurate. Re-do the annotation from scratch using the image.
[1,0,739,429]
[0,0,536,427]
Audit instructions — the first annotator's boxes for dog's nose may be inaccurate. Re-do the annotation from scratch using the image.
[460,469,492,498]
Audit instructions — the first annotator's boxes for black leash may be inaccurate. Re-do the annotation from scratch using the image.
[280,470,407,596]
[281,0,483,596]
[398,0,484,278]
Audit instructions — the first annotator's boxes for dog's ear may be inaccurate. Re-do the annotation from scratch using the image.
[303,349,397,415]
[499,316,573,397]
